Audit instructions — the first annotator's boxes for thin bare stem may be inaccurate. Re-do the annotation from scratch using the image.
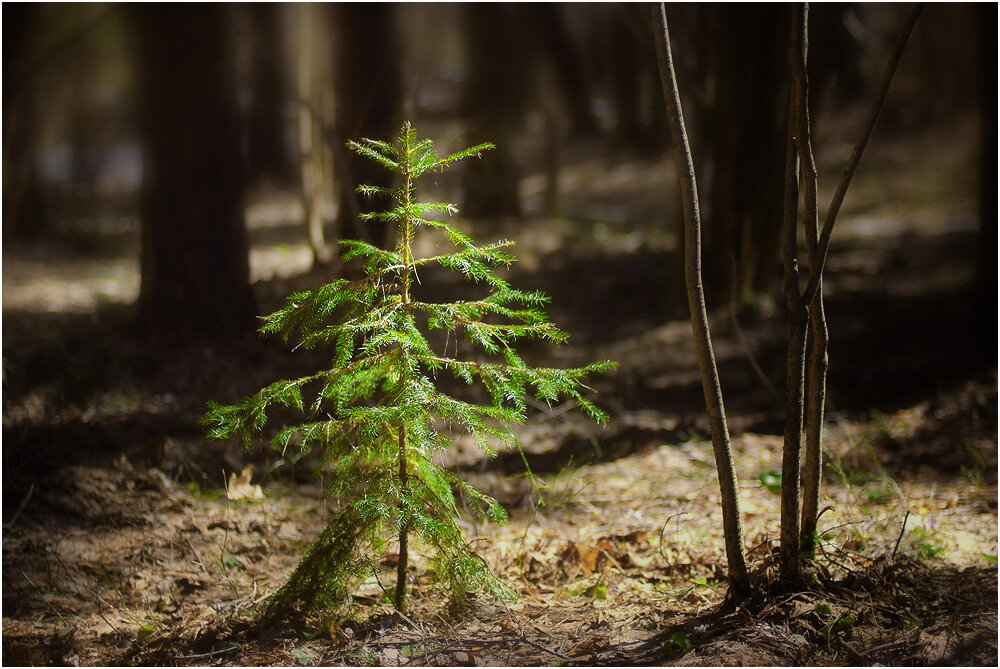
[652,2,749,598]
[395,423,410,613]
[779,3,807,582]
[790,2,827,558]
[803,4,924,307]
[801,290,828,554]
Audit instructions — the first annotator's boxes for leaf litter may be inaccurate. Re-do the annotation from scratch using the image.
[3,395,995,666]
[3,110,996,666]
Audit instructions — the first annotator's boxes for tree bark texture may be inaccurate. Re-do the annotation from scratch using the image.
[333,3,402,248]
[131,5,257,339]
[652,3,750,600]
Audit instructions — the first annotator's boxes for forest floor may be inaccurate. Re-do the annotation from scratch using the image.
[3,111,997,666]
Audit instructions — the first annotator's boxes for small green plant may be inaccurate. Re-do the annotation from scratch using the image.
[666,628,692,652]
[205,123,614,615]
[909,527,945,560]
[136,622,158,643]
[758,468,782,494]
[813,601,855,641]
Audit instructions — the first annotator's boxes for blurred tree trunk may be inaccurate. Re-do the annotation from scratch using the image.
[244,3,294,188]
[296,3,336,266]
[461,3,524,219]
[611,5,643,144]
[533,4,598,138]
[2,3,46,242]
[333,3,401,249]
[610,4,668,151]
[131,5,257,339]
[703,5,790,306]
[975,2,997,363]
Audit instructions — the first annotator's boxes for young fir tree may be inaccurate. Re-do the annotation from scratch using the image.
[204,123,614,615]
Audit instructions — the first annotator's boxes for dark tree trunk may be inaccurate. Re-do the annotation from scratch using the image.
[609,4,669,152]
[131,5,257,339]
[533,4,598,138]
[2,3,47,242]
[460,4,525,219]
[244,3,294,188]
[611,6,643,144]
[333,3,402,249]
[975,2,997,362]
[703,5,790,306]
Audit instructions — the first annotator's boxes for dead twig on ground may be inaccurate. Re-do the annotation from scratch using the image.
[174,645,240,661]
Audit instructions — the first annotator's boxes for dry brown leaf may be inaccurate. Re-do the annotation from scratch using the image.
[226,465,265,501]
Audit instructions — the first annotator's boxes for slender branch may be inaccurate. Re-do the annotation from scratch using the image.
[803,4,924,306]
[652,2,750,597]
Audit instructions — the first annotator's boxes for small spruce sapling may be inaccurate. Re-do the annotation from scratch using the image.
[204,123,615,615]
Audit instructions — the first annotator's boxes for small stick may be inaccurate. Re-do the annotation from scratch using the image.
[498,594,573,661]
[892,510,910,557]
[175,645,240,661]
[520,635,572,661]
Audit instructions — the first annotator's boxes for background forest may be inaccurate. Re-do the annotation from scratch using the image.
[2,2,997,666]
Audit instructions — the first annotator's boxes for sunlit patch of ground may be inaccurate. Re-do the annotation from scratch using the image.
[2,392,996,665]
[2,110,994,665]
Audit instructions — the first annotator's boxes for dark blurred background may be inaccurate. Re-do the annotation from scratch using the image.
[2,3,995,500]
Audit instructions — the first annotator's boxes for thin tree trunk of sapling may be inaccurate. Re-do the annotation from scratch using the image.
[778,26,807,579]
[296,3,335,267]
[798,3,923,559]
[395,424,410,613]
[651,2,750,601]
[800,4,924,308]
[785,2,923,576]
[789,2,824,561]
